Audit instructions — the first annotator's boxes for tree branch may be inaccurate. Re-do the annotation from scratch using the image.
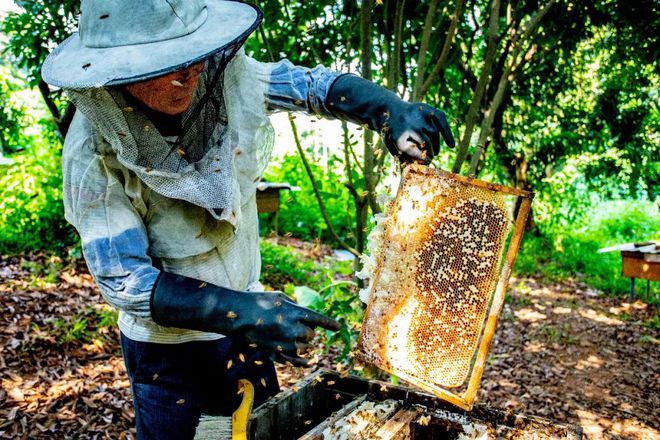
[419,0,466,99]
[346,135,365,174]
[256,3,360,254]
[356,0,376,265]
[258,25,276,62]
[412,0,441,100]
[288,114,360,256]
[452,0,501,174]
[342,121,355,190]
[342,120,362,247]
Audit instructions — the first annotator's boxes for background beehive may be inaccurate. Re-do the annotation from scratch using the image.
[358,165,531,408]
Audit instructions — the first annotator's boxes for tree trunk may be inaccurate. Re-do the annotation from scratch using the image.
[492,107,536,231]
[452,0,501,174]
[413,0,441,101]
[468,0,556,174]
[417,0,466,100]
[59,103,76,139]
[356,0,375,266]
[456,0,479,114]
[289,115,359,256]
[38,80,68,138]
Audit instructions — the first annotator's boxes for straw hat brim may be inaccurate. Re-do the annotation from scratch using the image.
[42,0,261,89]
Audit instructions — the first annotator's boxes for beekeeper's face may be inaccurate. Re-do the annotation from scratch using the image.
[125,61,205,115]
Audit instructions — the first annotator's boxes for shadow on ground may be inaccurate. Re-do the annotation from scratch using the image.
[1,255,658,439]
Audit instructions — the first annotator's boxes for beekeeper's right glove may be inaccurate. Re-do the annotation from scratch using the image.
[150,272,340,366]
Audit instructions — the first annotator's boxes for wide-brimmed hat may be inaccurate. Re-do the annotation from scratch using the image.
[42,0,262,89]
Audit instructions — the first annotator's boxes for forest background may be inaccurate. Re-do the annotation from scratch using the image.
[0,0,659,438]
[1,0,657,298]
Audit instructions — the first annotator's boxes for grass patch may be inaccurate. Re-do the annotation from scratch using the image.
[32,307,118,347]
[536,323,578,345]
[260,240,316,290]
[642,315,660,331]
[515,200,659,303]
[639,334,658,344]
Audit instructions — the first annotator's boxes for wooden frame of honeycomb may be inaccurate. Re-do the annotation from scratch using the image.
[358,164,533,411]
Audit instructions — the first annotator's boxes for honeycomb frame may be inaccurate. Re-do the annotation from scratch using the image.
[357,164,533,411]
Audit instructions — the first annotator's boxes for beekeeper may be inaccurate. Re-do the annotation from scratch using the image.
[42,0,455,438]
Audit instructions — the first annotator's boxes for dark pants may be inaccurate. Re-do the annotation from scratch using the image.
[120,333,279,440]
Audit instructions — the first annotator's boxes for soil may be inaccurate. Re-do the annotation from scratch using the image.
[0,253,657,439]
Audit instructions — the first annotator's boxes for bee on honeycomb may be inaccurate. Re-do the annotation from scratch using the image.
[359,168,513,390]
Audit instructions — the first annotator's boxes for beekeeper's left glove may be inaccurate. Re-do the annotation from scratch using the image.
[150,272,340,366]
[326,74,455,164]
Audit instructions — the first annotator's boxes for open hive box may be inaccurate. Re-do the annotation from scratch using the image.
[194,166,581,439]
[195,369,582,439]
[358,164,533,410]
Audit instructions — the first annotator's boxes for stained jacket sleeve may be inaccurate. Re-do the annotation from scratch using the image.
[249,57,344,117]
[62,113,159,319]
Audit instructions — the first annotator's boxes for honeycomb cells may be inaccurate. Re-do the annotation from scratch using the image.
[359,167,513,391]
[411,198,509,386]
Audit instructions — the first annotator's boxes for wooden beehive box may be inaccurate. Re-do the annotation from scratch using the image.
[197,369,582,439]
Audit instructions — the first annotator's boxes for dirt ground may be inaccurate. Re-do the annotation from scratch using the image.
[0,254,658,439]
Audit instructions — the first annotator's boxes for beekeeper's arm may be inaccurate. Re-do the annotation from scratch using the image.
[251,57,455,163]
[62,113,160,318]
[62,113,338,365]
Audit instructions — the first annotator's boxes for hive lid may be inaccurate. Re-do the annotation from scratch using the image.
[598,241,660,254]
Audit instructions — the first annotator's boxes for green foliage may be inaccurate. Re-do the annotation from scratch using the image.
[0,64,28,155]
[19,254,63,285]
[2,1,79,87]
[2,1,80,136]
[95,307,119,329]
[260,153,355,247]
[293,274,362,360]
[515,199,660,302]
[536,323,577,346]
[260,241,362,359]
[260,239,316,289]
[244,0,354,70]
[51,316,89,344]
[0,133,73,254]
[503,20,659,202]
[639,334,656,344]
[0,18,73,254]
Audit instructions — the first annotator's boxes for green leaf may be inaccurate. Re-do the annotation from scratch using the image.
[294,285,324,311]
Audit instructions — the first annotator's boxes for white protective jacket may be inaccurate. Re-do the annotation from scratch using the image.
[62,50,341,343]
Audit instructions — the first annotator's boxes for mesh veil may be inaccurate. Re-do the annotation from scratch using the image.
[65,44,274,224]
